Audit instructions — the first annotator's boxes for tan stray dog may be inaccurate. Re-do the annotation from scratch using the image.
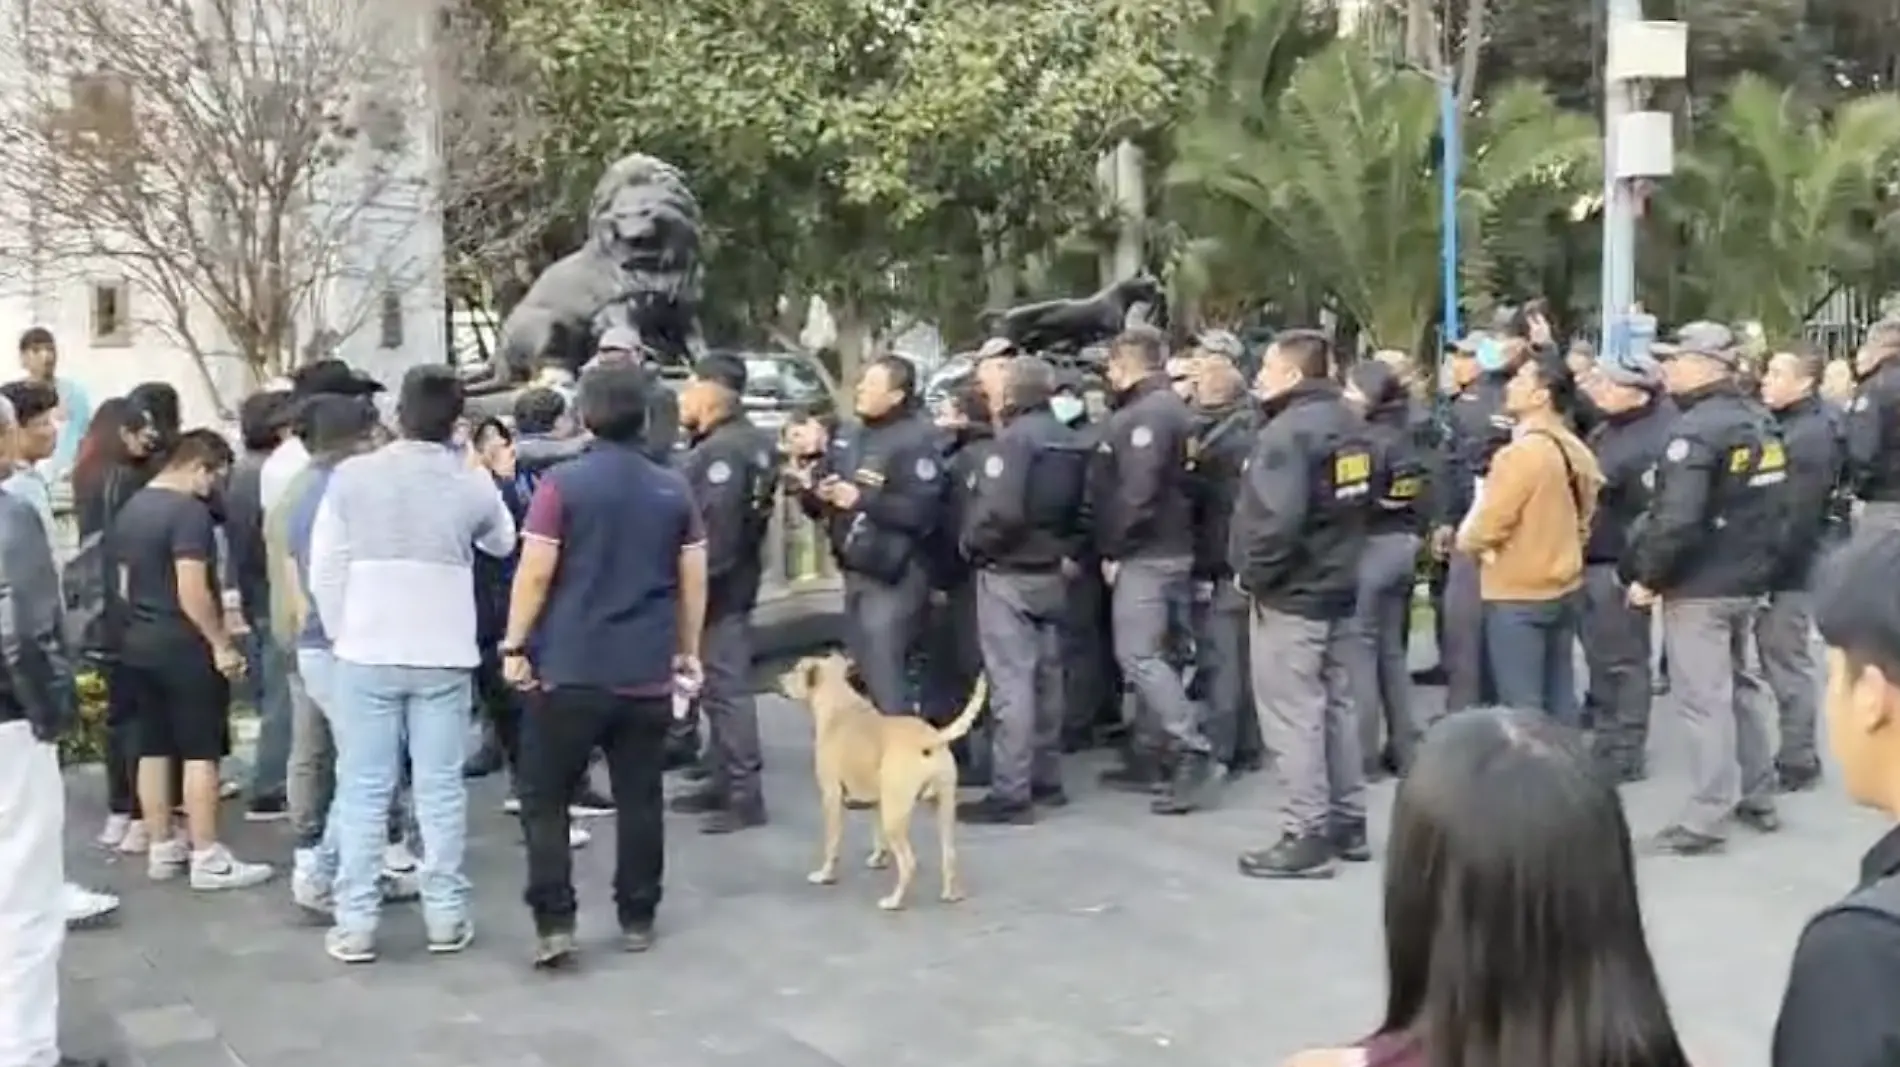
[780,653,988,911]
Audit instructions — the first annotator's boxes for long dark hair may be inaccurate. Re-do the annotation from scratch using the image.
[1378,707,1689,1067]
[71,398,139,496]
[1348,360,1410,424]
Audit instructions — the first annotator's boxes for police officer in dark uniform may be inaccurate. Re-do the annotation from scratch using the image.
[667,354,775,832]
[794,355,943,715]
[1757,349,1845,793]
[1343,359,1428,780]
[1847,318,1900,531]
[957,355,1090,824]
[1184,352,1265,792]
[920,376,995,781]
[1088,325,1211,806]
[1232,329,1373,880]
[1577,361,1676,783]
[1627,322,1788,856]
[1055,368,1120,751]
[1432,325,1517,711]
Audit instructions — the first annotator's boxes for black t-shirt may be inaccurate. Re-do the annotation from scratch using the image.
[111,485,221,667]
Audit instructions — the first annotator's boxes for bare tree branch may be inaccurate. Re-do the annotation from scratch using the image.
[0,0,459,407]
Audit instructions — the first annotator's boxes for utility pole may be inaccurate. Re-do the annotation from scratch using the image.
[1598,5,1684,366]
[1439,75,1459,344]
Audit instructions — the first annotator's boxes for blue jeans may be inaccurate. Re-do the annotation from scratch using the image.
[1483,595,1581,725]
[328,661,472,936]
[243,615,294,798]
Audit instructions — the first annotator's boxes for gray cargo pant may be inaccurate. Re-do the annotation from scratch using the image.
[843,564,929,715]
[1662,597,1778,837]
[1754,590,1821,776]
[1190,580,1254,764]
[1250,605,1365,837]
[1580,564,1652,773]
[1441,551,1488,712]
[1112,556,1210,755]
[702,612,764,808]
[975,569,1067,803]
[1352,533,1419,771]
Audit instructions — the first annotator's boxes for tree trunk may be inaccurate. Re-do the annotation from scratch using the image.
[832,295,873,391]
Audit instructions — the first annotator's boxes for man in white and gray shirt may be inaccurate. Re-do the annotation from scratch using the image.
[308,365,515,964]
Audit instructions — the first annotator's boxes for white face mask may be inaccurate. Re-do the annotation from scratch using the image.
[1050,395,1085,424]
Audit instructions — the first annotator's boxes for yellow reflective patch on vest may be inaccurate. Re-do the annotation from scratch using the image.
[1759,441,1785,471]
[1334,451,1371,485]
[853,467,885,487]
[1728,447,1751,474]
[1388,474,1420,500]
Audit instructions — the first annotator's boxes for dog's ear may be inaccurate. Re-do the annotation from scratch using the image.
[781,657,822,701]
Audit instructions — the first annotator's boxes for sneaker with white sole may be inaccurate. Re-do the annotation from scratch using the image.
[426,918,474,954]
[189,844,274,891]
[97,814,131,849]
[325,926,377,964]
[569,824,590,849]
[63,883,120,929]
[290,848,334,916]
[382,841,419,875]
[117,821,150,855]
[147,838,187,881]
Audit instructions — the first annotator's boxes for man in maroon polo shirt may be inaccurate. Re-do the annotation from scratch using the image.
[500,363,708,968]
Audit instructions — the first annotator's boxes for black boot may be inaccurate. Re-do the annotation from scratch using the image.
[668,785,726,815]
[1329,819,1372,862]
[1099,750,1166,794]
[1151,752,1219,815]
[1237,833,1337,879]
[956,793,1035,825]
[700,797,767,835]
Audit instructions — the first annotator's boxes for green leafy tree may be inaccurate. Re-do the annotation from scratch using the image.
[503,0,1196,369]
[1170,38,1595,353]
[1646,76,1900,341]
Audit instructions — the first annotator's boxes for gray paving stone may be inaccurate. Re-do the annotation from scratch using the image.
[56,684,1878,1067]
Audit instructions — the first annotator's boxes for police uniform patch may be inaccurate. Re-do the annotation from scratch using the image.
[707,460,732,485]
[1665,438,1690,462]
[915,457,938,481]
[983,455,1005,478]
[1641,466,1655,489]
[1855,395,1871,412]
[1130,425,1153,449]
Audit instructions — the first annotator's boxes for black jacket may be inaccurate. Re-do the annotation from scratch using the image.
[1771,394,1845,590]
[1434,373,1510,527]
[1583,395,1677,565]
[1228,380,1372,620]
[961,405,1090,571]
[679,413,778,619]
[224,450,271,622]
[928,423,994,588]
[1847,357,1900,502]
[1088,375,1196,561]
[0,492,77,741]
[798,407,944,583]
[1364,399,1429,537]
[1187,403,1255,579]
[1627,383,1790,598]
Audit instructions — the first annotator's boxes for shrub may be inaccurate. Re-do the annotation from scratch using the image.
[61,669,109,766]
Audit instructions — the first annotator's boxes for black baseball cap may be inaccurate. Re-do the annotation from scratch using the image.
[291,358,384,398]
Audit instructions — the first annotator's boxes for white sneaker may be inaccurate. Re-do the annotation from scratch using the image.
[219,779,242,799]
[147,838,188,881]
[290,848,333,916]
[63,883,120,928]
[381,841,419,876]
[117,821,150,855]
[569,825,591,849]
[97,814,131,849]
[189,844,275,891]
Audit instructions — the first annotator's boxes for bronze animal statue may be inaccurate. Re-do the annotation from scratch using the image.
[979,275,1165,355]
[462,154,707,397]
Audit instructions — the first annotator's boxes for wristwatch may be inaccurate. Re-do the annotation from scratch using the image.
[498,644,526,659]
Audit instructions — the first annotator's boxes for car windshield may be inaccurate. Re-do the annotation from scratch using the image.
[745,356,827,405]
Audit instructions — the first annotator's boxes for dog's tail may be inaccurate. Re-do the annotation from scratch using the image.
[932,674,989,744]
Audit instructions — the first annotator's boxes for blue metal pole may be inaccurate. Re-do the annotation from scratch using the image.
[1599,0,1643,366]
[1439,77,1460,346]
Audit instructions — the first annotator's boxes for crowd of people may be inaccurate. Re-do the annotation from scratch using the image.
[4,307,1900,1066]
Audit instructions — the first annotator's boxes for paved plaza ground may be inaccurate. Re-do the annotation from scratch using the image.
[56,674,1880,1067]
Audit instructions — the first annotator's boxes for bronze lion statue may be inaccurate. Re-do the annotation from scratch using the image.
[463,154,707,396]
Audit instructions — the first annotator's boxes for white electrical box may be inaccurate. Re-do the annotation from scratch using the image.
[1613,111,1675,178]
[1609,20,1688,82]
